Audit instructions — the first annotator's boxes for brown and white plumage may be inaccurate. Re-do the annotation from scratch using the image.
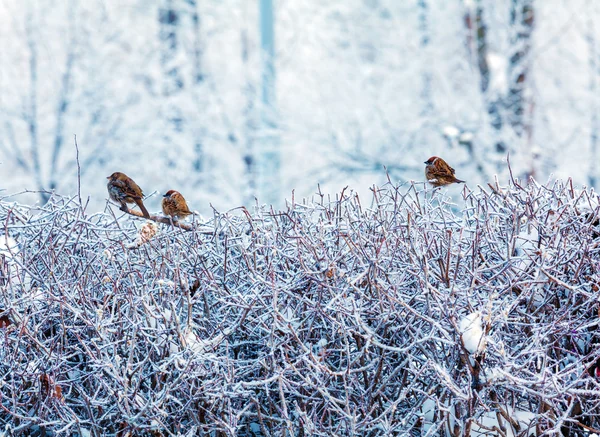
[162,190,192,220]
[424,156,465,187]
[106,172,150,218]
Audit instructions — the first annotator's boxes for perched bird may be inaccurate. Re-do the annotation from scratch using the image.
[162,190,192,220]
[106,172,150,218]
[424,156,465,187]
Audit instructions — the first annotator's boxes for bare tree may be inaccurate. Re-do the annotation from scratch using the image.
[256,0,281,205]
[241,2,258,206]
[465,0,535,178]
[0,1,136,204]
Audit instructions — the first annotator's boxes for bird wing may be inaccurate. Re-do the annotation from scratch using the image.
[113,178,143,199]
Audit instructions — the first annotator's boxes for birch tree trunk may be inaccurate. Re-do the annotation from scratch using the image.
[257,0,280,206]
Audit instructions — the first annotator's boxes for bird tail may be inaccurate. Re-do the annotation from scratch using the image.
[136,199,151,218]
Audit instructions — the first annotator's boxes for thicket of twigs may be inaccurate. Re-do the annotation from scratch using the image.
[0,176,599,437]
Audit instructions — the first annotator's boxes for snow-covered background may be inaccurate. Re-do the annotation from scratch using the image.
[0,0,598,213]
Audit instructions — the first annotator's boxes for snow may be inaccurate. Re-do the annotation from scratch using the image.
[486,51,509,96]
[458,132,474,145]
[459,311,484,354]
[421,399,535,437]
[0,235,18,259]
[443,125,460,139]
[420,398,436,422]
[0,234,24,287]
[182,327,204,354]
[513,223,540,272]
[471,409,536,437]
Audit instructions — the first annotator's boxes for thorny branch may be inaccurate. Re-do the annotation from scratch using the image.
[0,176,599,436]
[108,199,213,235]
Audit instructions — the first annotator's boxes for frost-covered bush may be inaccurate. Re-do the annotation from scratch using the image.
[0,179,599,436]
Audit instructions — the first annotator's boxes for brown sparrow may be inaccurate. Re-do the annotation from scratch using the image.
[106,172,150,218]
[424,156,465,187]
[162,190,192,220]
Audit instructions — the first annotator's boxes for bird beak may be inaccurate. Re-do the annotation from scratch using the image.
[106,176,110,179]
[162,193,168,197]
[424,161,428,164]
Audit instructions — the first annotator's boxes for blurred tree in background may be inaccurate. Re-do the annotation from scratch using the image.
[0,0,598,212]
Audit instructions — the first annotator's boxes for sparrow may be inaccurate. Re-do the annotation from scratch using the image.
[106,172,150,218]
[162,190,192,220]
[424,156,465,187]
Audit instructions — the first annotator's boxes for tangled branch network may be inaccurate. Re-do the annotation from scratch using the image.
[0,177,599,436]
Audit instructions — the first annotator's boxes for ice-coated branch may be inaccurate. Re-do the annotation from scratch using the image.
[0,176,599,435]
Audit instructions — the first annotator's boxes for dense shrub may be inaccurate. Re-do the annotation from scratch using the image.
[0,178,599,436]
